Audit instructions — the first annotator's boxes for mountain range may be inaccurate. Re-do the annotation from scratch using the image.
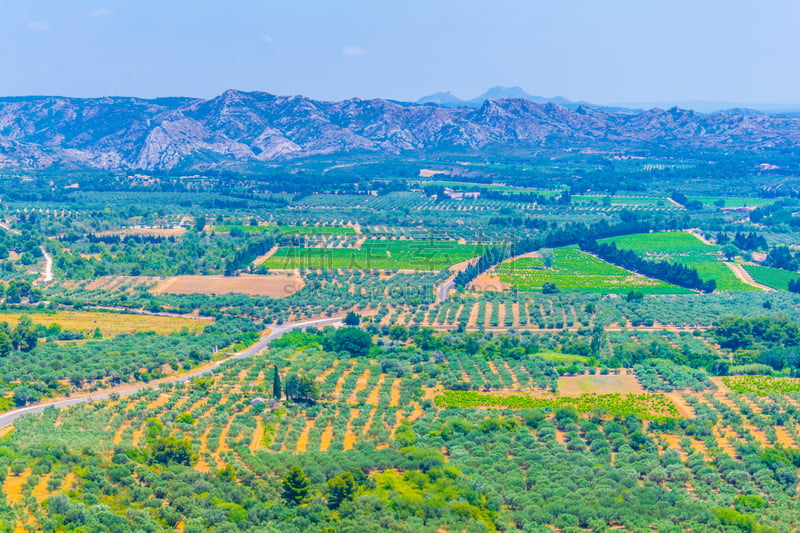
[417,86,800,114]
[1,89,800,171]
[416,86,628,112]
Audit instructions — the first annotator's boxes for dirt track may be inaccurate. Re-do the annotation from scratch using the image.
[725,262,772,291]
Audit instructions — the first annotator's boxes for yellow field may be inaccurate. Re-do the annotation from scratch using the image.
[0,311,211,335]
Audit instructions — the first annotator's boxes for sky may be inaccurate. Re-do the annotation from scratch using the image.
[1,0,799,107]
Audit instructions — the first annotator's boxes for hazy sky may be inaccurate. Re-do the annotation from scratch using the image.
[2,0,799,105]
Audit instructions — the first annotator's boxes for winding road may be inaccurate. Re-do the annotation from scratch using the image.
[436,277,456,302]
[40,247,53,282]
[0,316,342,429]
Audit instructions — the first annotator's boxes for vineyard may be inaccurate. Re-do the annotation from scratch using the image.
[434,390,681,418]
[723,375,800,395]
[744,264,800,291]
[262,240,484,271]
[494,247,687,294]
[599,231,759,292]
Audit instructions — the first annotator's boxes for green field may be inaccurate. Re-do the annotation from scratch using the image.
[262,240,484,270]
[600,232,757,292]
[534,350,592,363]
[744,265,800,290]
[600,231,713,254]
[212,224,272,234]
[572,195,671,206]
[278,225,357,235]
[686,196,778,208]
[495,247,689,294]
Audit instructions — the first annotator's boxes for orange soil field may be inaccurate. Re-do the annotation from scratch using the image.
[151,273,304,297]
[469,271,507,292]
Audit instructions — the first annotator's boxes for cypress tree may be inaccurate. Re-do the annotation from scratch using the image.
[272,365,282,399]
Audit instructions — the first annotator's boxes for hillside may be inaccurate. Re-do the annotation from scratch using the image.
[2,90,800,170]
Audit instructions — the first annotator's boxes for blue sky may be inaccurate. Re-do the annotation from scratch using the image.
[1,0,798,106]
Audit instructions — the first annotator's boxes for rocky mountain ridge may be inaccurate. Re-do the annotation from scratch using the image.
[1,90,800,170]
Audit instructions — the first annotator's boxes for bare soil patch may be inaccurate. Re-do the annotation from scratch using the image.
[470,272,506,292]
[348,369,372,403]
[389,378,402,407]
[152,274,304,297]
[295,418,314,453]
[365,374,385,406]
[250,420,264,452]
[343,408,359,451]
[419,169,450,178]
[320,423,335,452]
[32,473,51,502]
[4,468,31,505]
[665,392,696,418]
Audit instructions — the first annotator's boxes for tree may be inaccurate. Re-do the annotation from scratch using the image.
[789,278,800,294]
[326,471,358,509]
[323,327,373,357]
[285,374,320,403]
[0,330,11,358]
[626,290,644,301]
[539,249,555,268]
[344,311,361,326]
[12,385,41,406]
[298,375,320,402]
[272,365,282,399]
[765,246,798,271]
[149,436,195,466]
[541,282,559,294]
[722,243,740,261]
[282,465,311,506]
[13,316,37,352]
[4,284,19,304]
[387,324,409,341]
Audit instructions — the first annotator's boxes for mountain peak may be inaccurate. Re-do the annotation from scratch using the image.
[417,91,465,107]
[473,86,533,101]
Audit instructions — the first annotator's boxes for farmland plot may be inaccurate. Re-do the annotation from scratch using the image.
[152,273,305,297]
[494,247,688,294]
[262,240,485,271]
[600,231,758,291]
